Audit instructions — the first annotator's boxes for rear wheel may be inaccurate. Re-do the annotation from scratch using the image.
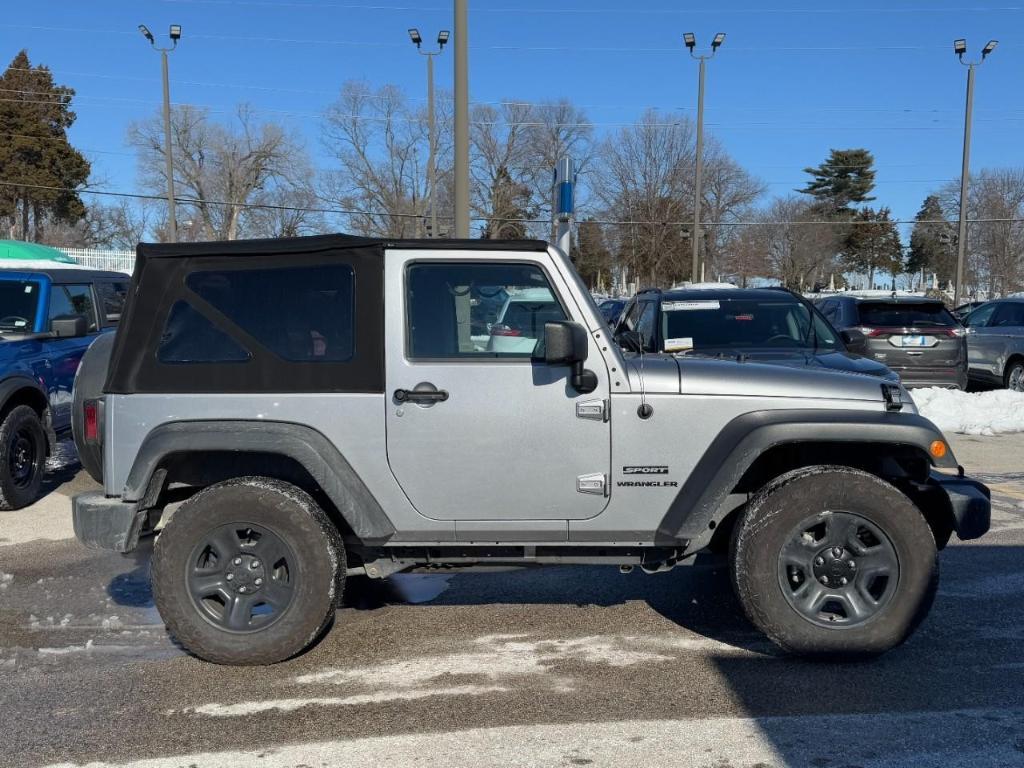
[0,405,47,510]
[731,466,937,658]
[1005,360,1024,392]
[151,477,344,665]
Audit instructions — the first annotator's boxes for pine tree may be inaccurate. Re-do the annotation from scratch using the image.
[907,195,956,284]
[798,148,876,214]
[843,207,904,288]
[0,50,90,241]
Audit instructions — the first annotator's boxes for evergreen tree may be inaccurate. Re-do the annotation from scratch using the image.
[799,148,876,214]
[574,219,613,291]
[480,166,532,239]
[0,50,90,241]
[843,207,904,287]
[907,194,956,283]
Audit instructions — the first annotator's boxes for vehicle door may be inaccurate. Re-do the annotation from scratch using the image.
[46,283,100,430]
[987,302,1024,379]
[384,254,612,522]
[963,302,1000,377]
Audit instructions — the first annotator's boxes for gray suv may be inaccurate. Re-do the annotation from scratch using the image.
[962,298,1024,391]
[71,234,990,665]
[816,295,968,389]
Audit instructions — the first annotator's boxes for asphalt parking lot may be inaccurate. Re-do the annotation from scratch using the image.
[2,435,1024,768]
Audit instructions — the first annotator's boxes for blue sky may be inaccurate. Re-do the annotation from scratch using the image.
[2,0,1021,229]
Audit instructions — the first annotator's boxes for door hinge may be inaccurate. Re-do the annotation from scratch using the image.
[577,473,607,496]
[576,398,608,422]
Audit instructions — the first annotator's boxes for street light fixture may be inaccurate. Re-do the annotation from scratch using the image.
[683,32,725,282]
[951,36,997,305]
[140,23,182,243]
[409,28,449,237]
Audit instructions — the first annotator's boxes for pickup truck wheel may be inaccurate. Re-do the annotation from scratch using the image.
[151,477,344,665]
[731,466,937,658]
[0,405,47,510]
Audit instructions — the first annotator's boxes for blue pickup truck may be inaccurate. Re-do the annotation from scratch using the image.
[0,261,129,509]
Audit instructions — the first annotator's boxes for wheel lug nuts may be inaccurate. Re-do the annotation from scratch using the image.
[814,557,824,566]
[233,557,242,566]
[250,561,260,569]
[254,578,263,586]
[839,577,848,585]
[225,574,234,581]
[831,547,843,558]
[238,586,246,593]
[848,561,856,569]
[820,576,829,585]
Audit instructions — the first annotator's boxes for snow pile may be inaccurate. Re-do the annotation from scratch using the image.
[913,387,1024,435]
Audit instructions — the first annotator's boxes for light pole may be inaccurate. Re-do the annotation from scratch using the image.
[684,32,724,283]
[139,23,181,243]
[409,28,449,238]
[453,0,469,238]
[952,37,997,305]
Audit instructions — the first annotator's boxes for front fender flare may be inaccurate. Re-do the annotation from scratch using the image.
[123,420,396,544]
[657,408,957,545]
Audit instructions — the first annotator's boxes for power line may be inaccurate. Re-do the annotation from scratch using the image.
[2,180,1021,228]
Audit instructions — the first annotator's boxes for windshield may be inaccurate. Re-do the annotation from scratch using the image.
[660,297,838,353]
[0,279,43,332]
[857,302,956,328]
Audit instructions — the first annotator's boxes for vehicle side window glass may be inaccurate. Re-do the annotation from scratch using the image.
[964,303,997,328]
[96,282,129,325]
[992,303,1024,328]
[405,262,567,359]
[50,284,98,332]
[0,280,41,332]
[620,300,643,332]
[186,265,355,362]
[636,301,658,351]
[158,301,251,364]
[820,301,837,322]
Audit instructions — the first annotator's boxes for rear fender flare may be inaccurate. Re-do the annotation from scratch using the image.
[123,420,396,544]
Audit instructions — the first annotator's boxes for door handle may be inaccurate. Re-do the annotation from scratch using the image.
[394,388,449,403]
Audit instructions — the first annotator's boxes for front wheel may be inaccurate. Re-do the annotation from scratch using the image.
[1005,360,1024,392]
[731,466,938,658]
[0,405,47,510]
[151,477,344,665]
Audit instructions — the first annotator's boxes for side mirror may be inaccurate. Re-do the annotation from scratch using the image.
[51,314,88,338]
[544,321,597,394]
[840,328,867,352]
[615,329,644,353]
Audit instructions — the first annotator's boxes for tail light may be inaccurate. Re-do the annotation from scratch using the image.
[945,327,967,338]
[857,326,887,338]
[83,400,99,443]
[490,324,521,337]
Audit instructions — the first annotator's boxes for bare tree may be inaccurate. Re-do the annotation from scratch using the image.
[699,147,766,279]
[756,196,844,289]
[129,104,309,241]
[470,101,538,238]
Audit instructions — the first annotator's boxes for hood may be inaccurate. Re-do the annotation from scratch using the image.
[625,353,903,407]
[684,348,896,380]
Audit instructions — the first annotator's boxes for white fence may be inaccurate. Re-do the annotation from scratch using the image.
[59,247,135,274]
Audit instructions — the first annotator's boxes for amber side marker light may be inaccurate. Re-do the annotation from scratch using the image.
[930,440,948,459]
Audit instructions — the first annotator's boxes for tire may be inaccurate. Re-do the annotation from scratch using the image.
[731,466,938,658]
[0,405,47,510]
[1005,359,1024,393]
[151,477,345,665]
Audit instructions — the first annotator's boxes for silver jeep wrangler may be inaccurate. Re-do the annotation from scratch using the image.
[71,234,991,665]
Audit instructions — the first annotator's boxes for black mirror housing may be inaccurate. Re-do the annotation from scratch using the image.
[52,314,88,338]
[544,321,588,366]
[840,328,866,350]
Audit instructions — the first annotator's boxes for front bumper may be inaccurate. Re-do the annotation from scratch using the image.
[930,470,991,541]
[72,492,146,553]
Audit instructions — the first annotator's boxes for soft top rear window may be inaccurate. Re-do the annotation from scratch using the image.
[857,302,956,328]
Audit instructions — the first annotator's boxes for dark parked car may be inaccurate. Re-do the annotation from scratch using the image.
[961,298,1024,391]
[953,300,988,321]
[597,297,627,326]
[816,295,967,390]
[613,287,897,381]
[0,265,128,507]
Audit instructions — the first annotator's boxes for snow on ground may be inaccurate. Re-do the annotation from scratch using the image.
[913,387,1024,435]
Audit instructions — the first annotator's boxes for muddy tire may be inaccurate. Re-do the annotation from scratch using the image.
[0,405,47,510]
[731,466,938,658]
[151,477,344,665]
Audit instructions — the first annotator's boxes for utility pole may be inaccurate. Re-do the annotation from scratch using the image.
[683,32,724,283]
[554,157,575,256]
[952,37,997,306]
[139,24,181,243]
[408,29,449,238]
[454,0,470,238]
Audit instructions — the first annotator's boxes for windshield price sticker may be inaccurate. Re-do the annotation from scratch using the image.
[664,337,694,352]
[662,300,720,312]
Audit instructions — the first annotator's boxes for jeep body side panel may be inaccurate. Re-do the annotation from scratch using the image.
[656,408,958,545]
[104,393,450,541]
